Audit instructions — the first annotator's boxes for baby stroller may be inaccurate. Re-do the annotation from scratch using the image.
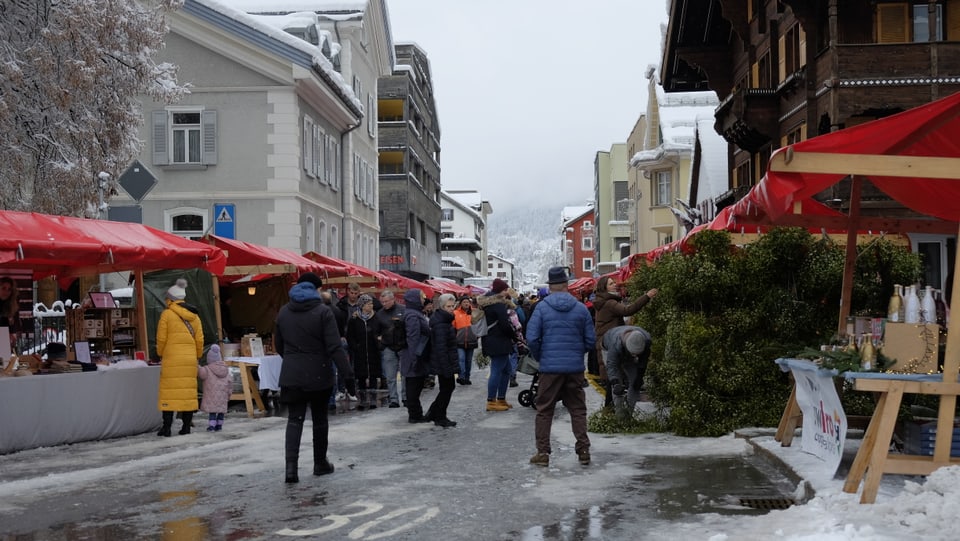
[516,354,540,408]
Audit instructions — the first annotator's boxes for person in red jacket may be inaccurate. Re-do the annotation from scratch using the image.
[452,296,477,385]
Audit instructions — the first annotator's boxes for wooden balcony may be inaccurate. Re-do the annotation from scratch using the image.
[714,87,779,152]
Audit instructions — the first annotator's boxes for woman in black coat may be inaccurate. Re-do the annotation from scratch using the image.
[425,293,459,427]
[346,294,382,410]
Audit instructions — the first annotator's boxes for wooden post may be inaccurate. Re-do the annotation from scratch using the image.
[134,269,148,357]
[837,176,862,336]
[211,274,223,343]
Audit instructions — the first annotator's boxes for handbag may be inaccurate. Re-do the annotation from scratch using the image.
[456,326,478,349]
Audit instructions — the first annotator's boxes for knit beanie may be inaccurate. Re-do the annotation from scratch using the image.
[207,344,222,364]
[357,294,374,307]
[625,329,650,355]
[297,272,324,289]
[166,278,187,301]
[491,278,509,294]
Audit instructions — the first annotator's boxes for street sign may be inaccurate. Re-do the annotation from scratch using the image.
[214,203,235,239]
[118,160,157,203]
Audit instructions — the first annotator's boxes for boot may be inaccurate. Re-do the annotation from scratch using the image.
[497,398,514,409]
[261,390,274,416]
[366,389,378,410]
[157,411,173,437]
[179,411,193,435]
[285,461,299,483]
[486,399,509,412]
[313,459,335,476]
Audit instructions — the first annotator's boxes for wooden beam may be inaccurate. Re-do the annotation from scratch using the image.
[220,264,297,276]
[772,151,960,179]
[738,212,959,234]
[838,176,862,336]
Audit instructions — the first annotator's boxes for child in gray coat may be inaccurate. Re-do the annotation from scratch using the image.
[199,344,231,431]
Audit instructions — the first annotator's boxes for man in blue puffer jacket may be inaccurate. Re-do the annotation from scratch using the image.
[525,266,596,468]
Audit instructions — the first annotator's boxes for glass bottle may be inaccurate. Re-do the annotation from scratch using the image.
[859,333,875,371]
[935,289,947,328]
[887,284,902,322]
[843,333,858,354]
[904,284,921,324]
[921,285,936,324]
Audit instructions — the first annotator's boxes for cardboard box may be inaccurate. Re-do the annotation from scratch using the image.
[111,309,123,319]
[84,328,105,338]
[83,319,104,330]
[881,322,939,373]
[113,318,130,327]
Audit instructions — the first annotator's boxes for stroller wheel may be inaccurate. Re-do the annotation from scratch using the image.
[518,389,535,408]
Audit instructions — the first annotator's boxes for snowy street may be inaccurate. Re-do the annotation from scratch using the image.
[0,368,956,540]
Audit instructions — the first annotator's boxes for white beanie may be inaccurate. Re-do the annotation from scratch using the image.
[207,344,222,364]
[166,278,188,301]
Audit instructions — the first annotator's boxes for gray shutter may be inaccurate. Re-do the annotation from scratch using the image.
[202,110,218,165]
[152,110,168,165]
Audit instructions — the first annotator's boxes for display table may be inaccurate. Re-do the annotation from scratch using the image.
[0,366,161,455]
[224,356,281,418]
[841,371,960,503]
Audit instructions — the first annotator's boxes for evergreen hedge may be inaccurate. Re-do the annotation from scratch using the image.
[625,227,920,437]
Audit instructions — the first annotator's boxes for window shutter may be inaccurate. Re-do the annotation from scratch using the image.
[798,26,807,67]
[948,0,960,40]
[877,3,908,43]
[202,110,218,165]
[751,62,759,88]
[152,110,168,165]
[778,35,787,83]
[302,117,312,173]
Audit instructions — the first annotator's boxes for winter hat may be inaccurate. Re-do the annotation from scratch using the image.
[357,294,374,307]
[166,278,187,301]
[297,272,323,289]
[625,329,650,356]
[207,344,222,364]
[491,278,509,294]
[546,266,570,284]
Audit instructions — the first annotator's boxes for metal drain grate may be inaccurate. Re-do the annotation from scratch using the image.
[738,497,796,510]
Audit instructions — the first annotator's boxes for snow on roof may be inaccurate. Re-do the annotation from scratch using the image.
[561,205,593,224]
[695,116,729,203]
[656,87,719,150]
[198,0,360,110]
[216,0,367,13]
[446,190,484,211]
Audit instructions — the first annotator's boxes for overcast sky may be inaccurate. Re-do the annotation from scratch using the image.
[386,0,669,213]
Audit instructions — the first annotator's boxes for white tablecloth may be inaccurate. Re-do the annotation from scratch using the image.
[226,355,282,391]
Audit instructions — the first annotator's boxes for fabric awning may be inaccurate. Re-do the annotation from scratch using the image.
[302,251,380,284]
[202,235,323,279]
[377,270,436,298]
[0,211,226,279]
[424,279,472,297]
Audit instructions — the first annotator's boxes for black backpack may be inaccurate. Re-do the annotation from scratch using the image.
[387,316,407,351]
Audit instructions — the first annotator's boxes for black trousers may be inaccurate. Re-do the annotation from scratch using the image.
[405,375,426,419]
[427,375,456,420]
[284,387,334,465]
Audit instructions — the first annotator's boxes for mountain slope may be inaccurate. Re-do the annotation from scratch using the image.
[487,205,562,286]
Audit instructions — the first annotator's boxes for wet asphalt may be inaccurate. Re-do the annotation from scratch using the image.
[0,370,801,540]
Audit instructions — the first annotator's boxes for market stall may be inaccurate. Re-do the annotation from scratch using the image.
[726,92,960,503]
[0,211,226,454]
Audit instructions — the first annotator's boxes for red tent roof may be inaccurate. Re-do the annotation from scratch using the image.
[732,90,960,223]
[302,251,380,284]
[424,279,472,297]
[203,235,323,278]
[377,270,436,298]
[0,211,226,279]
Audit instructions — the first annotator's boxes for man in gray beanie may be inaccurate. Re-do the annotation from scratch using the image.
[601,325,652,417]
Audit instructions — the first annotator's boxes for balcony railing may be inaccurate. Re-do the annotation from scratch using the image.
[714,87,779,152]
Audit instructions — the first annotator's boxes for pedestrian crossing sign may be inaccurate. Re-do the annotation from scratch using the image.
[213,203,235,239]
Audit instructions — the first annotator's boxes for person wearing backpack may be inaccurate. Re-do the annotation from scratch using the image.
[372,289,405,408]
[452,295,477,385]
[400,288,432,423]
[478,279,516,412]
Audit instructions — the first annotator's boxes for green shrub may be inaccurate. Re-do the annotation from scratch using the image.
[619,228,920,437]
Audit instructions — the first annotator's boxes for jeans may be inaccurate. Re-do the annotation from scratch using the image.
[509,347,519,378]
[457,347,475,381]
[487,354,511,400]
[381,348,404,404]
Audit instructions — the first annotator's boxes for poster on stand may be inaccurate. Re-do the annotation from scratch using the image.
[792,366,847,475]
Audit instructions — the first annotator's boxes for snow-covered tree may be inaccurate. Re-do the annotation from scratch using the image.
[0,0,188,217]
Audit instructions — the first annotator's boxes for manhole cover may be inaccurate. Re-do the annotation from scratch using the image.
[738,497,796,510]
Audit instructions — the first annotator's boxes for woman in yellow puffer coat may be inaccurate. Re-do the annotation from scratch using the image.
[156,278,204,437]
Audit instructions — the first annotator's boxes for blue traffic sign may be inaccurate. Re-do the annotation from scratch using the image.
[213,204,235,239]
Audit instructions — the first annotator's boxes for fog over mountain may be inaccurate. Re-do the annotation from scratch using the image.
[486,205,563,287]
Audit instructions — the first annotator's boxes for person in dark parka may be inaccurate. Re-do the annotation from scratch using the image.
[478,278,517,411]
[274,273,352,484]
[400,288,432,423]
[425,293,459,427]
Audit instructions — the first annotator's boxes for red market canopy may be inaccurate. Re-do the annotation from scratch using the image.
[0,211,226,279]
[424,279,472,297]
[729,90,960,230]
[567,277,596,299]
[302,251,380,285]
[377,270,436,298]
[202,235,323,280]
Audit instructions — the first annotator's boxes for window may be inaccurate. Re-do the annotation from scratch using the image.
[152,109,217,166]
[367,93,376,137]
[164,208,207,241]
[330,225,339,258]
[779,24,806,83]
[441,208,454,221]
[582,258,593,272]
[582,235,593,251]
[582,221,592,229]
[753,51,772,88]
[305,215,315,253]
[734,160,753,189]
[653,171,672,206]
[913,3,943,42]
[614,181,629,220]
[877,2,944,43]
[303,117,315,177]
[318,220,326,253]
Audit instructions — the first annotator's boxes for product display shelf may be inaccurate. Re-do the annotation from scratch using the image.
[65,307,138,359]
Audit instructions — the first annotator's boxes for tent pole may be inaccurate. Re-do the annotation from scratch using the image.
[212,274,223,344]
[838,176,862,337]
[134,269,148,358]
